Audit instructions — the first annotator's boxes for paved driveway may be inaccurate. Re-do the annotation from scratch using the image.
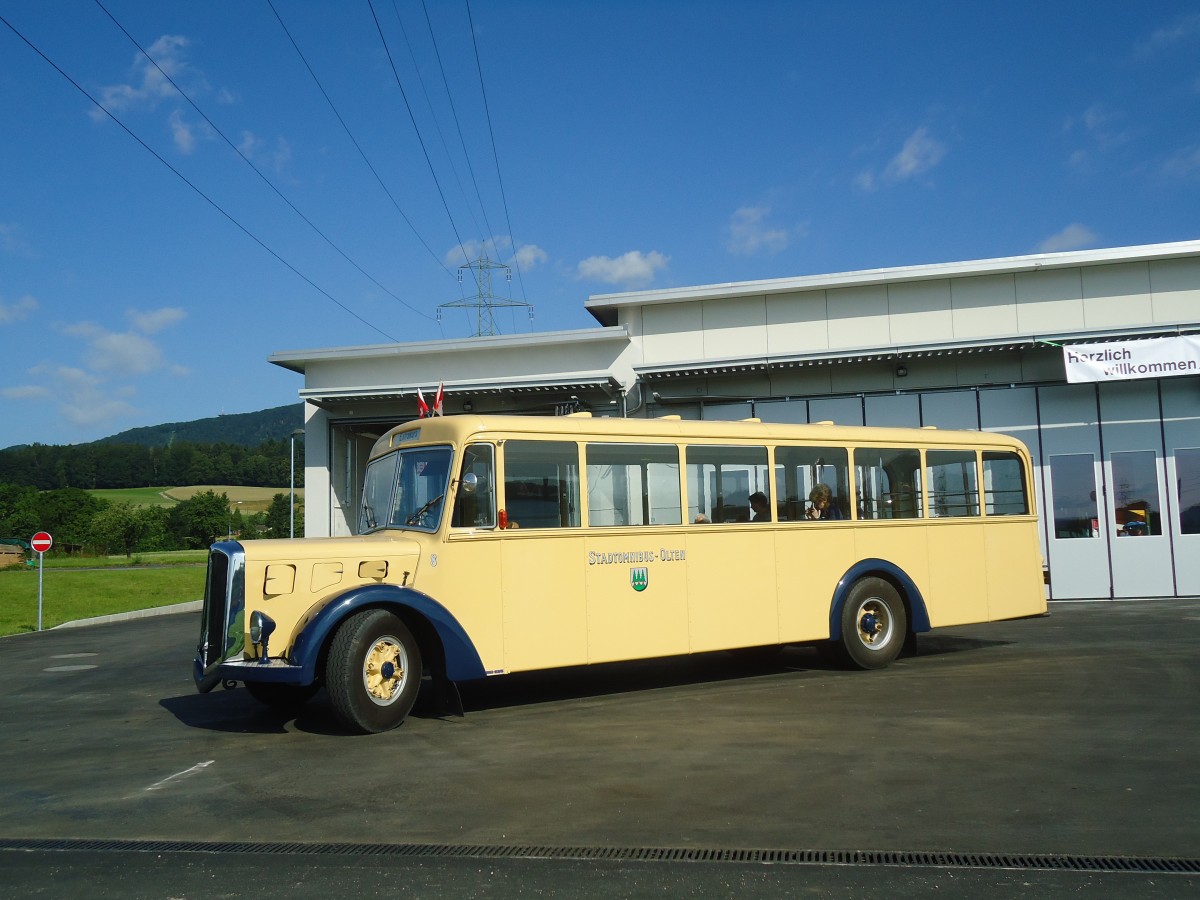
[1,600,1197,897]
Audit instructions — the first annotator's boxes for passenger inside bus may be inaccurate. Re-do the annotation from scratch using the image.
[806,483,843,520]
[749,492,770,521]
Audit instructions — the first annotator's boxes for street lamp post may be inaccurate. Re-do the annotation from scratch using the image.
[290,428,305,539]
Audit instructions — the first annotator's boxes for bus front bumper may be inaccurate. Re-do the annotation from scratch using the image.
[194,656,309,689]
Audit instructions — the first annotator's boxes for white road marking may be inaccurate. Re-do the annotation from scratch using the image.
[43,665,98,672]
[145,760,215,792]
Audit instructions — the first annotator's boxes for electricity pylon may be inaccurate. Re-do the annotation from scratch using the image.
[438,254,532,337]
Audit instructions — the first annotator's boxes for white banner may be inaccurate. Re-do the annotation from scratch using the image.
[1063,335,1200,384]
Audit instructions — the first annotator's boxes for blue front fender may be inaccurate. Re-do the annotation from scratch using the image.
[288,584,486,683]
[828,558,931,640]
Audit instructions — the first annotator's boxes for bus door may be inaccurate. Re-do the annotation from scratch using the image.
[684,445,779,652]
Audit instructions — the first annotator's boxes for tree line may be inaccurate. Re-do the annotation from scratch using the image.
[0,484,304,556]
[0,438,302,491]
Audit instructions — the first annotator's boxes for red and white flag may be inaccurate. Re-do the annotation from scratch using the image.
[416,387,429,419]
[433,382,444,416]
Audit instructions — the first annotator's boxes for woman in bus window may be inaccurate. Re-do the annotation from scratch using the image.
[806,483,842,520]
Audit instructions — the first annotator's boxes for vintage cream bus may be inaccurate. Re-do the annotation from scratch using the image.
[193,413,1046,733]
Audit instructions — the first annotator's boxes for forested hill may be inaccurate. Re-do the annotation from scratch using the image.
[0,403,306,490]
[95,403,303,448]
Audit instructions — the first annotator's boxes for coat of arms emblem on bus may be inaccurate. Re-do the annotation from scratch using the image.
[630,567,649,592]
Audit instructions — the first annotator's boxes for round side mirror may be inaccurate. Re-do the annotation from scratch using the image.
[460,472,478,494]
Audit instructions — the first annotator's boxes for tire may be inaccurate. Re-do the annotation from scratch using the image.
[327,609,423,734]
[244,681,318,711]
[837,577,907,670]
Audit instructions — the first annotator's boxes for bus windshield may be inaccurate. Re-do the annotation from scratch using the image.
[358,445,452,533]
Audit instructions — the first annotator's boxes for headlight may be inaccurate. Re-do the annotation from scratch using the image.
[249,611,277,662]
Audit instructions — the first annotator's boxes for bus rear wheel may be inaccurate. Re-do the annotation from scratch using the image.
[328,609,422,734]
[838,577,907,670]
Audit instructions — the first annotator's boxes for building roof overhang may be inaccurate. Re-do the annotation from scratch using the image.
[635,324,1200,380]
[269,325,630,374]
[586,240,1200,324]
[298,372,624,408]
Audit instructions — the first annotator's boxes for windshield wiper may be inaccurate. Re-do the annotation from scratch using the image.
[405,494,444,527]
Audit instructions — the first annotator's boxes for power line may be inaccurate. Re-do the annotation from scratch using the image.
[93,0,434,323]
[417,0,497,245]
[0,10,400,343]
[389,0,488,246]
[465,0,530,315]
[265,0,454,283]
[365,0,477,290]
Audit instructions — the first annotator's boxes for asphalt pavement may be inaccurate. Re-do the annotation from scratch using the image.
[0,599,1197,898]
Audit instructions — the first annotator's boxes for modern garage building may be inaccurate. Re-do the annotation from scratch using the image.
[270,239,1200,601]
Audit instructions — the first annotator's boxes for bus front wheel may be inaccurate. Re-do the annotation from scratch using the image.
[838,577,907,670]
[328,609,423,734]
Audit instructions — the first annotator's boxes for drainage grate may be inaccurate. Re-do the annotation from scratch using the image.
[1,838,1197,874]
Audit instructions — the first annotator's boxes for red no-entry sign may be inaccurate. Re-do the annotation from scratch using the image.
[31,531,53,553]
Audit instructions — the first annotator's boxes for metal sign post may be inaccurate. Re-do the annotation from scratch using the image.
[30,532,52,631]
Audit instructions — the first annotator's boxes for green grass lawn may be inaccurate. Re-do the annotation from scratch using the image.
[0,563,206,636]
[32,550,209,570]
[89,485,303,514]
[88,486,179,507]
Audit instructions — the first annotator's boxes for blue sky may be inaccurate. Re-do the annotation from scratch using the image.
[2,1,1199,448]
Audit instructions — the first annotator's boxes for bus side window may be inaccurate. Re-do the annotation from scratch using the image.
[927,449,980,517]
[855,448,923,519]
[685,445,769,523]
[586,443,681,526]
[502,440,581,528]
[983,451,1029,515]
[776,446,850,521]
[452,443,496,528]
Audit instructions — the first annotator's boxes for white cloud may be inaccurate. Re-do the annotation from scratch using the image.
[0,223,35,257]
[1037,224,1098,253]
[7,307,185,434]
[12,365,139,429]
[63,323,164,376]
[0,294,38,324]
[726,206,789,256]
[1134,12,1200,58]
[883,127,946,181]
[91,35,190,120]
[238,131,292,174]
[168,109,197,153]
[856,127,946,191]
[443,236,544,272]
[1162,145,1200,180]
[577,251,669,289]
[1,384,50,400]
[59,307,185,377]
[129,306,186,334]
[514,243,548,270]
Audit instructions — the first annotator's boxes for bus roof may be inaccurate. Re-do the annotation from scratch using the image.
[369,413,1029,461]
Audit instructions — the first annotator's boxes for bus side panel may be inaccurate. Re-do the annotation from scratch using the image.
[583,535,690,664]
[984,518,1047,621]
[685,528,780,652]
[500,532,588,672]
[852,523,931,620]
[433,535,506,674]
[924,521,989,627]
[775,525,857,642]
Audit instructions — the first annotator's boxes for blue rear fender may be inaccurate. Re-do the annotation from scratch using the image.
[827,558,931,641]
[288,584,486,683]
